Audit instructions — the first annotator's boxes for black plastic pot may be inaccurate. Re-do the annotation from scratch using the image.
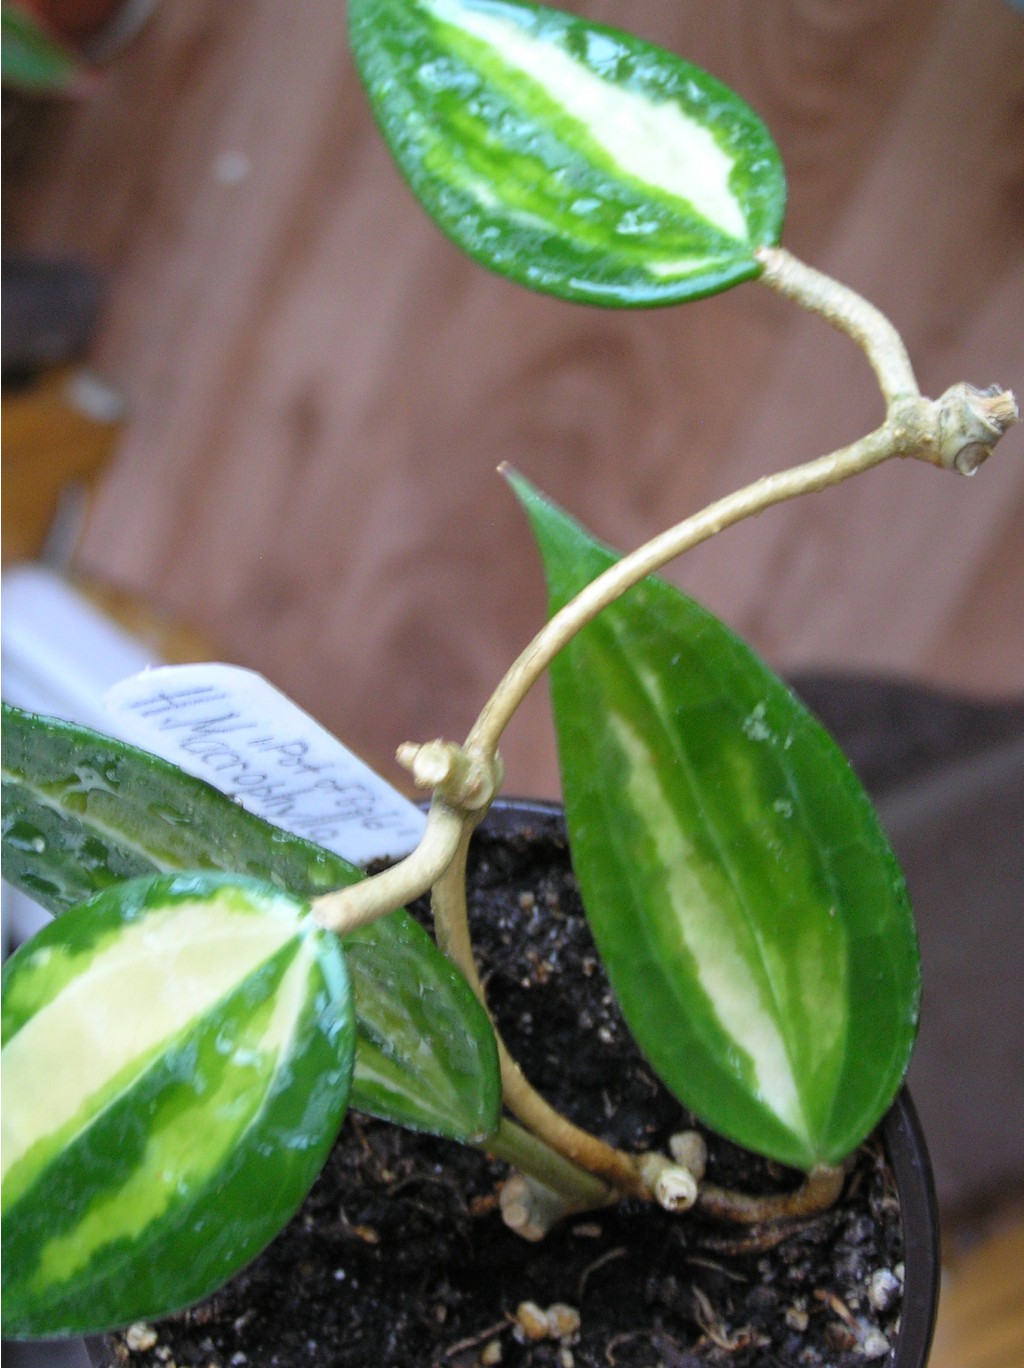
[879,1089,940,1367]
[77,796,939,1368]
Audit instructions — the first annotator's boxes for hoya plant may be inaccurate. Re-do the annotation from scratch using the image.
[2,0,1017,1341]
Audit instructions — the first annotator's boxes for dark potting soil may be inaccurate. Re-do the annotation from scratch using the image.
[100,815,906,1368]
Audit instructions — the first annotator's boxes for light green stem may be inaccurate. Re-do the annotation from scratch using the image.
[466,415,906,760]
[477,1117,611,1211]
[754,245,919,403]
[432,814,647,1196]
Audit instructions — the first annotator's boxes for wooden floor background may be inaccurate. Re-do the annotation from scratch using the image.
[6,0,1023,796]
[931,1212,1024,1368]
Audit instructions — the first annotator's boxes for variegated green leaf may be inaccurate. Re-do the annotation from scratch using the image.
[1,705,500,1144]
[349,0,785,306]
[1,873,354,1337]
[512,475,920,1169]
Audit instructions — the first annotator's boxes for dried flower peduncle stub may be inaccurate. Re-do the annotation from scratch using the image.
[754,245,1019,479]
[933,382,1019,476]
[312,743,502,936]
[396,738,503,811]
[637,1153,700,1214]
[500,1174,589,1242]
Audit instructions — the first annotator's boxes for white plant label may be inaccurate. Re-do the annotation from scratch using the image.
[104,664,427,865]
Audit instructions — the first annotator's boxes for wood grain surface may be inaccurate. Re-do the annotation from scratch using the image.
[6,0,1023,794]
[932,1214,1024,1368]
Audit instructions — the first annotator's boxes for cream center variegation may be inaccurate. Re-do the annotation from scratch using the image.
[609,716,808,1141]
[27,945,318,1292]
[425,0,747,242]
[1,898,299,1182]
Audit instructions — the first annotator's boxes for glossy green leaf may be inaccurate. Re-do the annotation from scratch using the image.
[512,476,920,1169]
[1,2,89,94]
[1,705,500,1143]
[349,0,785,306]
[2,872,354,1336]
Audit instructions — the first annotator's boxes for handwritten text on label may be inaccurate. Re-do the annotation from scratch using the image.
[104,665,427,865]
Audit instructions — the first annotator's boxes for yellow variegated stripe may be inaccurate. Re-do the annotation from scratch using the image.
[25,942,317,1295]
[609,715,810,1137]
[350,0,786,306]
[586,627,849,1147]
[424,0,746,241]
[2,896,299,1201]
